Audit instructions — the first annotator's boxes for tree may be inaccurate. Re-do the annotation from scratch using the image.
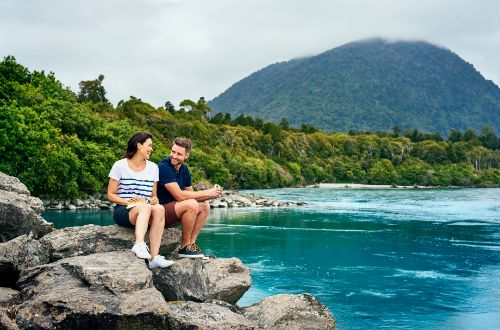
[448,129,462,143]
[77,74,109,104]
[164,101,176,114]
[391,125,401,138]
[280,118,290,130]
[479,125,498,150]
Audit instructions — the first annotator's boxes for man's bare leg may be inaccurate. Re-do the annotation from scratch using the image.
[174,199,199,248]
[190,201,210,244]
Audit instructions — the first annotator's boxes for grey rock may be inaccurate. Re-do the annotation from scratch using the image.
[152,258,209,302]
[205,257,251,304]
[0,234,50,287]
[0,190,53,242]
[0,172,30,196]
[39,224,181,262]
[67,204,77,210]
[0,312,19,330]
[71,198,84,207]
[16,251,169,329]
[243,293,336,329]
[152,257,251,305]
[164,300,254,329]
[0,287,20,308]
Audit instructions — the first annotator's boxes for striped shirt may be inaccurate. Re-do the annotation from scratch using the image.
[108,158,159,201]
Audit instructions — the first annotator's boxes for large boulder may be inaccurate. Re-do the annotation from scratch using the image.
[152,258,209,302]
[39,224,181,262]
[16,251,169,329]
[152,257,251,305]
[205,257,251,304]
[164,300,254,329]
[0,172,30,196]
[0,234,50,287]
[243,293,336,329]
[0,190,53,242]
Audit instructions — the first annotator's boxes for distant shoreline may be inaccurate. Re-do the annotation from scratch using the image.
[306,183,444,189]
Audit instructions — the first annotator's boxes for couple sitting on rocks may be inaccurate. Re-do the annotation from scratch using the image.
[107,133,223,270]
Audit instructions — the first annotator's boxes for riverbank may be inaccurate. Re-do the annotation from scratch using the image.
[41,190,306,211]
[307,183,444,189]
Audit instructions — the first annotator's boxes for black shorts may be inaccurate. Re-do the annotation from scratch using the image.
[113,205,134,228]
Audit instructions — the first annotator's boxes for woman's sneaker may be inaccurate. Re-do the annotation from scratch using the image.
[148,255,174,269]
[131,242,151,259]
[178,243,204,258]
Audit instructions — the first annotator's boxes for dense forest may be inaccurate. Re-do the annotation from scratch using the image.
[0,56,499,199]
[210,39,500,135]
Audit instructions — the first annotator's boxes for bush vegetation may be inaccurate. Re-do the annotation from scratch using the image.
[1,56,499,198]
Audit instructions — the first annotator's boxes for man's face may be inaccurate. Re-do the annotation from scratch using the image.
[170,143,188,167]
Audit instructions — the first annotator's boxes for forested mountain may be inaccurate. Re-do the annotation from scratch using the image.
[209,39,500,135]
[1,56,499,199]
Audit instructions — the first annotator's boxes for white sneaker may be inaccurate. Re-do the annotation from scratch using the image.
[131,242,151,259]
[148,255,174,269]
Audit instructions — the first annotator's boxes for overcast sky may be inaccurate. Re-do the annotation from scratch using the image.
[1,0,499,108]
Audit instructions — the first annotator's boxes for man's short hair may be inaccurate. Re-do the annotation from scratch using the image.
[173,137,192,153]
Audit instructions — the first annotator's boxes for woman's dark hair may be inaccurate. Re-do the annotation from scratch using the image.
[124,132,153,158]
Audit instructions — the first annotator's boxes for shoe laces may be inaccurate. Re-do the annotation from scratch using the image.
[190,243,201,252]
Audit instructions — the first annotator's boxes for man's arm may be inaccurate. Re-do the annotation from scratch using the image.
[165,183,221,202]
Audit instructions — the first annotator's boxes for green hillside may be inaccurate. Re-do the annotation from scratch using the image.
[1,56,499,199]
[209,39,500,135]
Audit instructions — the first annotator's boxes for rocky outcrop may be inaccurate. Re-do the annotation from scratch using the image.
[40,189,306,211]
[205,257,252,304]
[16,251,169,329]
[39,224,181,262]
[0,234,50,287]
[0,191,53,242]
[164,300,254,329]
[243,293,336,329]
[209,190,306,208]
[0,171,335,329]
[152,257,251,304]
[0,173,53,242]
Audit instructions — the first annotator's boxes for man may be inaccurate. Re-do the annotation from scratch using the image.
[158,137,222,258]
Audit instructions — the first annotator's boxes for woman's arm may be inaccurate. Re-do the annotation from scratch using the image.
[150,182,159,205]
[107,178,142,205]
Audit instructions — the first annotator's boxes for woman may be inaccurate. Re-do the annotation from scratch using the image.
[107,132,173,269]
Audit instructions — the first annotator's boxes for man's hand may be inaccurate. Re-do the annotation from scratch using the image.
[208,187,223,199]
[150,197,159,205]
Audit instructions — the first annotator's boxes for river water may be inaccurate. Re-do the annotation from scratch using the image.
[43,188,500,329]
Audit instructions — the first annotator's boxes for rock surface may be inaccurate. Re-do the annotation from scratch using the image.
[0,172,30,196]
[243,293,336,329]
[0,234,50,287]
[0,190,53,242]
[152,258,209,302]
[39,224,181,262]
[152,257,251,305]
[16,251,169,329]
[164,300,254,329]
[205,257,252,304]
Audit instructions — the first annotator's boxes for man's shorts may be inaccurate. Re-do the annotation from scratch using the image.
[164,201,182,227]
[113,205,134,228]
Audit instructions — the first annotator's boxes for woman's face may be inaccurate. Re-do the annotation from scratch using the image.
[138,138,153,159]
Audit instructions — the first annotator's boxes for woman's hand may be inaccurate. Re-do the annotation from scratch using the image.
[128,196,142,203]
[150,197,159,205]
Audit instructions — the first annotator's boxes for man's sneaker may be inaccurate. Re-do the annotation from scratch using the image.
[148,255,174,269]
[178,244,205,258]
[131,242,151,259]
[191,243,202,253]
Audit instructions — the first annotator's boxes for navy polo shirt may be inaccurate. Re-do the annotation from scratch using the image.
[157,157,192,204]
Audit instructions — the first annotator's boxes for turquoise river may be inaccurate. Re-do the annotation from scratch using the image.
[43,188,500,329]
